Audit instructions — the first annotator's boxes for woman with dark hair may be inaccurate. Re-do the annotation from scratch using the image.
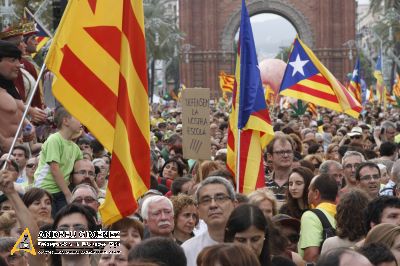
[197,243,261,266]
[224,204,272,266]
[171,177,194,196]
[280,167,313,219]
[22,187,52,223]
[321,189,370,254]
[158,158,184,189]
[109,217,144,249]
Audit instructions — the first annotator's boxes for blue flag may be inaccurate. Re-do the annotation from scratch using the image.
[237,0,269,130]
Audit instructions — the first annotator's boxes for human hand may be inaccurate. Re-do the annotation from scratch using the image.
[0,167,17,195]
[29,107,47,124]
[373,127,381,139]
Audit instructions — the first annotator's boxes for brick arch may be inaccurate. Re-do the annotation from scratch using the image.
[179,0,356,97]
[221,0,315,52]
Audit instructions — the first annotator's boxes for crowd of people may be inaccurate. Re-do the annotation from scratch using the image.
[2,15,400,266]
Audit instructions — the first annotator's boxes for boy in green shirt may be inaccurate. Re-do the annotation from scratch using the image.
[34,107,82,216]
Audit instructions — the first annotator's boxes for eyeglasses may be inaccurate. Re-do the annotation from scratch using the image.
[360,174,380,181]
[273,150,293,156]
[198,194,231,206]
[26,163,37,168]
[72,196,97,204]
[344,163,360,170]
[73,170,95,177]
[57,224,88,232]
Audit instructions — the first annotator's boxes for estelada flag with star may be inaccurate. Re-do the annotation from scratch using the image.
[45,0,150,225]
[279,37,362,118]
[347,57,362,104]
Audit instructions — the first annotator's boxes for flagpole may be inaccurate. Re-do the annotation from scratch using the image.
[235,129,241,193]
[2,63,47,170]
[24,7,54,38]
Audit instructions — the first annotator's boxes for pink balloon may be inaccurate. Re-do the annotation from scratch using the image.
[259,58,287,96]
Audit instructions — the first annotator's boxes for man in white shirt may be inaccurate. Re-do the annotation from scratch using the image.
[182,176,237,266]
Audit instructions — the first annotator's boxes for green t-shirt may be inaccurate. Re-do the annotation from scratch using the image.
[298,205,336,258]
[34,132,83,193]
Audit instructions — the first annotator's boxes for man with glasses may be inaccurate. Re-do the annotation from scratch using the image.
[71,184,99,213]
[52,203,98,266]
[141,195,174,239]
[266,135,294,202]
[182,176,237,266]
[355,162,381,199]
[69,159,98,191]
[341,151,365,194]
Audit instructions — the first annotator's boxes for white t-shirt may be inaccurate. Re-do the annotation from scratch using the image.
[182,230,218,266]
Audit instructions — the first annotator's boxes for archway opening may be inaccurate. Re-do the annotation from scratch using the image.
[234,13,297,61]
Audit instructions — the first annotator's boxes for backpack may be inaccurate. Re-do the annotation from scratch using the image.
[310,209,336,249]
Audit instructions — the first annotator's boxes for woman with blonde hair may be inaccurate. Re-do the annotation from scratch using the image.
[325,143,340,162]
[364,223,400,265]
[248,188,278,219]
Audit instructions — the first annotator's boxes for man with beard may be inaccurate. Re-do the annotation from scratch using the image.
[69,159,100,192]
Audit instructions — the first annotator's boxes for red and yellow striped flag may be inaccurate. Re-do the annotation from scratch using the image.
[385,88,396,105]
[307,102,317,118]
[393,73,400,98]
[219,71,235,93]
[45,0,150,225]
[264,84,275,106]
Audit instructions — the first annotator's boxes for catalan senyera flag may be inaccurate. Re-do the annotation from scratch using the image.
[374,52,386,104]
[45,0,150,225]
[393,73,400,98]
[385,88,396,105]
[307,102,317,118]
[279,37,362,118]
[367,86,375,103]
[264,84,275,106]
[219,71,235,93]
[24,7,51,56]
[227,0,274,194]
[348,57,362,104]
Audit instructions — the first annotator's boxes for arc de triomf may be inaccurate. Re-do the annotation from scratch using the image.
[179,0,357,97]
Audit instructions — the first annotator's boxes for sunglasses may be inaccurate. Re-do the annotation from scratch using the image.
[350,135,362,140]
[26,163,37,168]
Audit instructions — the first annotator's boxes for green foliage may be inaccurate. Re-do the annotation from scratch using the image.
[290,99,308,116]
[359,50,375,86]
[275,46,291,62]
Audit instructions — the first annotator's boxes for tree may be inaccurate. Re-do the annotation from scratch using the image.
[275,46,291,62]
[144,0,183,102]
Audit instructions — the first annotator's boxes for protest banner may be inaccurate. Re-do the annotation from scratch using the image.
[182,88,211,160]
